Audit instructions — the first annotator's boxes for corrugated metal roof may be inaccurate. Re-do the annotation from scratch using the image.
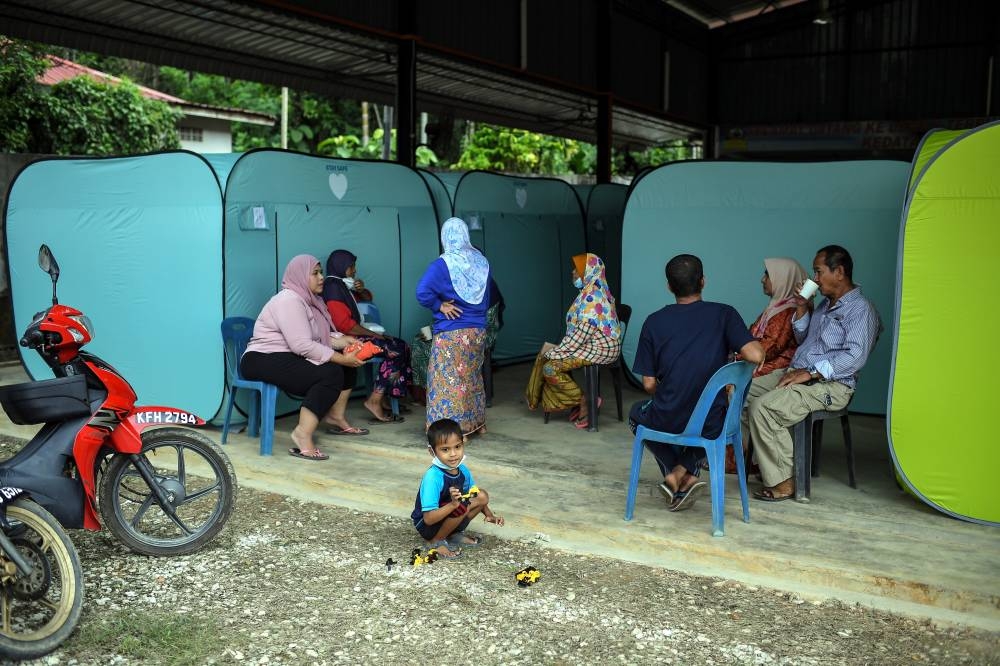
[0,0,702,146]
[666,0,806,28]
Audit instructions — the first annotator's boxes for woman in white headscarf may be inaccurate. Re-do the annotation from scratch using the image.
[747,257,811,378]
[728,257,811,474]
[416,218,494,437]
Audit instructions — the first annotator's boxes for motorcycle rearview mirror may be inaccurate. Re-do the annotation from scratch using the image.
[37,244,60,305]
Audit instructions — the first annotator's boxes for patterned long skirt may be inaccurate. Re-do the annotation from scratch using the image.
[524,353,590,413]
[425,327,487,435]
[364,335,412,399]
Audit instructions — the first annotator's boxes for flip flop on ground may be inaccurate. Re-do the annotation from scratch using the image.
[669,481,706,512]
[428,540,461,559]
[325,425,370,436]
[447,531,482,548]
[752,487,794,502]
[368,414,405,425]
[288,447,329,461]
[657,482,675,503]
[569,396,602,422]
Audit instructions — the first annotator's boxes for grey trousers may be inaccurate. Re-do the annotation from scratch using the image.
[741,369,853,488]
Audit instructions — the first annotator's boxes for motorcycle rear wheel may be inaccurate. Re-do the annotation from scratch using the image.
[0,499,84,660]
[98,427,237,556]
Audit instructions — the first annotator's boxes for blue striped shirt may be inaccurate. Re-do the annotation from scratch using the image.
[790,287,882,389]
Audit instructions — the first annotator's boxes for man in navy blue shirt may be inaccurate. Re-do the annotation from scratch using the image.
[630,254,764,512]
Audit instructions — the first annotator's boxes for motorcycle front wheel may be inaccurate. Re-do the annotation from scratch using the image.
[0,498,84,660]
[98,427,237,557]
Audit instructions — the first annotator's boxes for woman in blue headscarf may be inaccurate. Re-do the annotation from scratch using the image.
[416,217,493,436]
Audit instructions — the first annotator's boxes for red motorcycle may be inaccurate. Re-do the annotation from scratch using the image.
[0,245,237,558]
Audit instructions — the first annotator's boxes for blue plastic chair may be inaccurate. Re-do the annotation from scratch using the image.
[624,360,755,537]
[221,317,279,456]
[354,302,400,419]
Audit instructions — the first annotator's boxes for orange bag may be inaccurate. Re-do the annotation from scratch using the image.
[344,340,383,361]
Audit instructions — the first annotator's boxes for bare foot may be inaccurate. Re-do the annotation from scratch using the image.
[428,542,460,558]
[290,426,315,452]
[678,473,701,493]
[363,398,390,422]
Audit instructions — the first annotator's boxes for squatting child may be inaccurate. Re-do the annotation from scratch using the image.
[411,418,504,558]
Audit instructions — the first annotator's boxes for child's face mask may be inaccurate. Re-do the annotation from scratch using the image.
[429,449,466,470]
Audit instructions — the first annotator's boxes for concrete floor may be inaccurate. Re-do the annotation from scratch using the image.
[1,361,998,631]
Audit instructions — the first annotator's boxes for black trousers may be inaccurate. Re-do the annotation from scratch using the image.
[241,352,356,420]
[628,399,704,477]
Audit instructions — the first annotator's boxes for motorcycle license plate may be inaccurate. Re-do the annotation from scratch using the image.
[0,487,25,505]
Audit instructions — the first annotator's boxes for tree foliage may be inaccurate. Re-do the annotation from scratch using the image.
[0,38,48,152]
[5,37,695,176]
[452,124,594,174]
[1,38,180,155]
[317,128,438,167]
[39,77,180,155]
[450,122,694,177]
[156,67,364,154]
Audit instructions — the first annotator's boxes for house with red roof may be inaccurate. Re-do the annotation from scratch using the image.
[39,55,275,152]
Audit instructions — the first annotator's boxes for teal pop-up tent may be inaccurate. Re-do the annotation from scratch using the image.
[621,160,909,415]
[417,169,453,223]
[4,152,226,419]
[889,122,1000,525]
[581,183,627,298]
[222,150,441,340]
[452,171,586,361]
[4,149,443,421]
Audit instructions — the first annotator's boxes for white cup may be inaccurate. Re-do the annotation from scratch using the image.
[798,278,819,300]
[420,325,432,341]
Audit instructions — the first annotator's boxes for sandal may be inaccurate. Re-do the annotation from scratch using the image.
[669,481,706,512]
[427,540,461,559]
[752,487,794,502]
[569,397,601,423]
[326,425,370,436]
[288,447,329,461]
[446,531,482,548]
[573,417,590,430]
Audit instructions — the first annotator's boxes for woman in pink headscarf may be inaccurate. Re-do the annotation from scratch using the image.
[748,257,810,378]
[241,255,366,461]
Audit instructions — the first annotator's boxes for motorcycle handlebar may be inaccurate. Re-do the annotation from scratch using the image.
[19,329,45,348]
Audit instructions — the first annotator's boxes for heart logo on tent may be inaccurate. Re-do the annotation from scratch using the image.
[329,173,348,200]
[515,185,528,209]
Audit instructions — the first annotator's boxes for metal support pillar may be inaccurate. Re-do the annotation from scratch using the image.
[595,0,612,183]
[396,37,416,167]
[597,94,612,184]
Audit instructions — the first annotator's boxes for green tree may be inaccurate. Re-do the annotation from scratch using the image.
[317,128,438,167]
[157,67,368,153]
[452,123,695,178]
[0,38,49,152]
[38,77,180,155]
[452,124,594,175]
[0,37,180,155]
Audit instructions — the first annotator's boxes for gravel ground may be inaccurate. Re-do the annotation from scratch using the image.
[3,437,998,666]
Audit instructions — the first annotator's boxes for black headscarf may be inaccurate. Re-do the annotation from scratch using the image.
[322,249,360,323]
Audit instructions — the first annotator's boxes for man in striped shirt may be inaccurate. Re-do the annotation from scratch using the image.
[744,245,882,501]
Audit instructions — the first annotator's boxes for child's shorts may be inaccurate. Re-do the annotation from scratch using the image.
[414,515,471,541]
